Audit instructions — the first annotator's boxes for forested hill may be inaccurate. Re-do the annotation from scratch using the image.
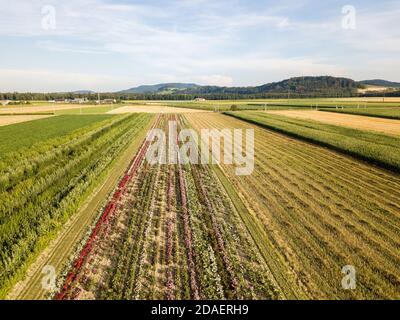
[177,76,358,96]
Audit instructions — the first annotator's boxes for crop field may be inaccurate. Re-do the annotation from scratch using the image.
[186,113,400,299]
[320,107,400,120]
[0,113,153,298]
[162,98,400,112]
[0,115,54,127]
[224,111,400,172]
[54,114,281,300]
[54,106,119,115]
[266,110,400,135]
[108,105,208,114]
[0,115,116,156]
[0,104,112,115]
[2,102,400,301]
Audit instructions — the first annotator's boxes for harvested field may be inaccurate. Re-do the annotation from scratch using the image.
[0,114,53,126]
[267,110,400,136]
[320,107,400,120]
[0,104,105,114]
[107,105,208,114]
[186,113,400,299]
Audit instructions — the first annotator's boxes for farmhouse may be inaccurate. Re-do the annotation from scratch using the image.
[194,97,206,102]
[100,99,117,104]
[71,98,88,104]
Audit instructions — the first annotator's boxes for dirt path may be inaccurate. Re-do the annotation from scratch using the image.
[7,117,155,300]
[0,115,53,126]
[268,110,400,135]
[107,105,208,114]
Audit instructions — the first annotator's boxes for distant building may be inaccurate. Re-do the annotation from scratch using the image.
[71,98,88,104]
[0,100,10,106]
[194,98,206,102]
[100,99,117,104]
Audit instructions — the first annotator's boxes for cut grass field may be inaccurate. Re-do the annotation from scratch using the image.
[186,113,400,299]
[320,107,400,120]
[267,110,400,136]
[224,111,400,173]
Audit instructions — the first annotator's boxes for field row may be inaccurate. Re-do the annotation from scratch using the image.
[55,114,281,300]
[186,113,400,299]
[320,107,400,120]
[266,110,400,135]
[224,111,400,172]
[0,113,153,298]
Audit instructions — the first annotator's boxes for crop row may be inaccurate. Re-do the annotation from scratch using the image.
[224,111,400,172]
[54,114,283,300]
[320,107,400,120]
[186,112,400,299]
[0,113,153,298]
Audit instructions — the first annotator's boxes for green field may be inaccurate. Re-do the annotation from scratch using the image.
[0,113,153,298]
[224,111,400,172]
[54,105,119,115]
[320,107,400,119]
[161,98,400,112]
[0,115,113,156]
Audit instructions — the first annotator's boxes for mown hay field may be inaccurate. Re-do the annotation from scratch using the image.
[320,107,400,120]
[224,111,400,172]
[186,112,400,299]
[266,109,400,135]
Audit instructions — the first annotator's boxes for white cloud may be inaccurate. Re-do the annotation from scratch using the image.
[0,0,399,91]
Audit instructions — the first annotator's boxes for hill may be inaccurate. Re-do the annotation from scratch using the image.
[119,76,358,97]
[359,79,400,88]
[120,83,199,94]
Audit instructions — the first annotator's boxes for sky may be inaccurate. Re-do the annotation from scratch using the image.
[0,0,399,92]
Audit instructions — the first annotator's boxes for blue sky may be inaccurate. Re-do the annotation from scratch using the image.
[0,0,399,92]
